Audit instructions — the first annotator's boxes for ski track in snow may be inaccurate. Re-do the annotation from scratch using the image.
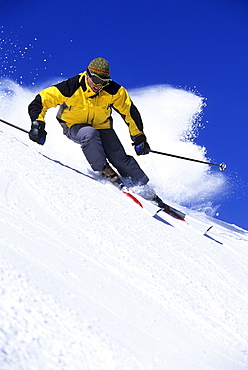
[0,82,248,369]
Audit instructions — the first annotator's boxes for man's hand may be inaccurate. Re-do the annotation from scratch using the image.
[134,135,150,156]
[29,120,47,145]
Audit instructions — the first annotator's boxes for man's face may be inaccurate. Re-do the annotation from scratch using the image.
[86,75,103,93]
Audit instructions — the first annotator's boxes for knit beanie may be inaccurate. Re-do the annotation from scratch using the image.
[88,57,110,79]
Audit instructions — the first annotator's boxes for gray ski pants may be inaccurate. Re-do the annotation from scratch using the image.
[65,124,149,185]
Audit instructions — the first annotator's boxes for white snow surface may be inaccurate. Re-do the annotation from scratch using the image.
[0,81,248,369]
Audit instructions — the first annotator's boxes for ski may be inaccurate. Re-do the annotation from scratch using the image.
[33,153,213,235]
[122,188,213,235]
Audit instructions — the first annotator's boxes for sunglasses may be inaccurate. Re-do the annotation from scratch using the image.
[87,69,110,86]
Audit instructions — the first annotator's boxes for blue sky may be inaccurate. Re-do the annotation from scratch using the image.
[1,0,248,229]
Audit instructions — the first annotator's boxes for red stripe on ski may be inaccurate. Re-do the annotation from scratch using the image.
[123,191,144,208]
[161,207,186,222]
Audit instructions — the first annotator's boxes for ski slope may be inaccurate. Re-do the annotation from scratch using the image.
[0,81,248,369]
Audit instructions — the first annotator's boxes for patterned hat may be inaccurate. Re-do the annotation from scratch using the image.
[88,57,110,79]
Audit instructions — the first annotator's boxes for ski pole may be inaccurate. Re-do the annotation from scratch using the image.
[150,149,227,171]
[0,118,29,134]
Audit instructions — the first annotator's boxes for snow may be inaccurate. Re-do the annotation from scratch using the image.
[0,81,248,369]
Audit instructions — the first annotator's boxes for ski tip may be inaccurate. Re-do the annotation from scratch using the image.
[204,225,214,234]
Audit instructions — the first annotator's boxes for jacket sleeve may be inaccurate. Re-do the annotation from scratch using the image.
[111,86,145,141]
[28,75,81,122]
[28,87,66,122]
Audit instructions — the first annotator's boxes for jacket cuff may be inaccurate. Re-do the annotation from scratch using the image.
[133,134,146,145]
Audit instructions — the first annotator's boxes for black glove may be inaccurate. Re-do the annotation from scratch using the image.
[29,120,47,145]
[134,135,150,156]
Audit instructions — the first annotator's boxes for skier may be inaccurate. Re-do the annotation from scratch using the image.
[28,57,152,194]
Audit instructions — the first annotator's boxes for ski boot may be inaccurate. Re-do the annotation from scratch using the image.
[100,163,124,189]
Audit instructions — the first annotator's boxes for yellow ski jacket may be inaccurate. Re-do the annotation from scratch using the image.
[28,71,145,141]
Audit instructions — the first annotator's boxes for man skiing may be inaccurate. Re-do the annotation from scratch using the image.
[28,57,151,192]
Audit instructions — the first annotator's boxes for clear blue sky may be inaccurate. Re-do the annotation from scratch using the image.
[1,0,248,229]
